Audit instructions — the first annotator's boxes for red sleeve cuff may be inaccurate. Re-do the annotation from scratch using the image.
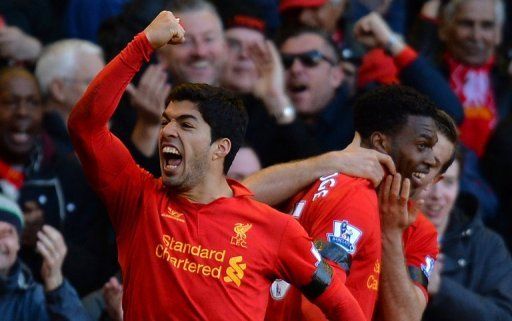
[136,32,155,62]
[394,46,418,71]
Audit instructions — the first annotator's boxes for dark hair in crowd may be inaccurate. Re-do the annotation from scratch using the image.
[434,109,459,173]
[276,26,341,62]
[354,85,439,139]
[168,83,248,174]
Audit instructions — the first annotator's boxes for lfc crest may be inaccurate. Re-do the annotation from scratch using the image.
[230,223,252,248]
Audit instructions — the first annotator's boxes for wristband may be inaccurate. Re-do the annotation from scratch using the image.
[274,104,296,124]
[384,33,400,55]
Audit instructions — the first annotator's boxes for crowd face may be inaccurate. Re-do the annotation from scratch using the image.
[281,33,342,118]
[387,116,440,197]
[227,147,261,181]
[159,100,215,190]
[0,70,42,165]
[221,28,265,93]
[0,222,20,277]
[158,9,226,85]
[441,0,501,66]
[58,52,104,111]
[422,158,460,237]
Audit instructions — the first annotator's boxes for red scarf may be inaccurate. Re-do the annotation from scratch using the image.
[0,158,25,189]
[446,54,498,157]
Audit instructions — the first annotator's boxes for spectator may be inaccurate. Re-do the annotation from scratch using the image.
[35,39,105,155]
[353,12,464,124]
[0,66,117,296]
[0,194,90,321]
[439,0,508,157]
[421,153,512,321]
[279,27,353,151]
[438,0,508,157]
[156,0,226,86]
[219,0,321,165]
[227,145,262,181]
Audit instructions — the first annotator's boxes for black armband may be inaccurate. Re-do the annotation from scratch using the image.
[408,265,428,288]
[301,260,333,300]
[314,240,352,273]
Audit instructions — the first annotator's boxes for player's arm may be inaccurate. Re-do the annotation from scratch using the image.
[302,185,381,321]
[67,11,185,190]
[378,174,427,321]
[276,218,366,321]
[243,133,395,206]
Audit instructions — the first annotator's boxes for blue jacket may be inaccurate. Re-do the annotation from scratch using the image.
[0,260,91,321]
[423,194,512,321]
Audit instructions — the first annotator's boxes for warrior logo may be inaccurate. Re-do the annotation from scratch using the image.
[230,223,252,248]
[223,256,246,287]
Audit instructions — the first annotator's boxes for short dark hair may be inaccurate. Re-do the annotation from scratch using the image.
[168,83,248,174]
[434,109,459,173]
[354,85,439,139]
[276,26,341,62]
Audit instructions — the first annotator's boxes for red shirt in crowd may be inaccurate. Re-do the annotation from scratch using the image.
[67,33,366,321]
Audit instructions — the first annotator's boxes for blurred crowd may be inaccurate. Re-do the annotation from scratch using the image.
[0,0,512,320]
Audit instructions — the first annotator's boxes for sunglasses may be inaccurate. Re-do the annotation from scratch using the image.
[281,50,337,69]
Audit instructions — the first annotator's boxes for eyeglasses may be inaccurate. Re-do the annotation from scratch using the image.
[281,50,337,69]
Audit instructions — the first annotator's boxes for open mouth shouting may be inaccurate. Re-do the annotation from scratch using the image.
[161,145,183,174]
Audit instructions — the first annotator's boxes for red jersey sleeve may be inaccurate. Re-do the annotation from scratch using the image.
[296,175,381,320]
[274,217,366,321]
[403,213,439,300]
[68,32,156,231]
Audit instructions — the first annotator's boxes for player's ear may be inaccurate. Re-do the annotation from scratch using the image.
[370,132,390,154]
[212,138,231,161]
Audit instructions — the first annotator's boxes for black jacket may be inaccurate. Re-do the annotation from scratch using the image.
[423,194,512,321]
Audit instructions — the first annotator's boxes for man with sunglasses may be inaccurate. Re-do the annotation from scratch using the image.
[279,26,354,152]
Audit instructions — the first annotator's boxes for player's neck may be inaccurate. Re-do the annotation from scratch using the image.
[180,174,233,204]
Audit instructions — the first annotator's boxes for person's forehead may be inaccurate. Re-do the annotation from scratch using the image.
[178,9,223,34]
[454,0,495,21]
[0,74,40,96]
[225,28,264,43]
[400,115,437,135]
[281,33,329,54]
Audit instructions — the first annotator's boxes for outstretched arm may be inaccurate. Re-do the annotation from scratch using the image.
[68,11,185,191]
[243,133,395,205]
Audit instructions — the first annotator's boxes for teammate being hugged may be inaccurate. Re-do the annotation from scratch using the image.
[68,10,365,321]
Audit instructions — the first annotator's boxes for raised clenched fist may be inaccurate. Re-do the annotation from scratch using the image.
[144,11,186,49]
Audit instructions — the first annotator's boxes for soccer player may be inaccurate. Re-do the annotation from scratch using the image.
[67,10,388,321]
[244,86,458,321]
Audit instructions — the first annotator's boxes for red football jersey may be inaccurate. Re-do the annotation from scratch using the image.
[69,33,366,321]
[402,212,439,300]
[266,173,381,321]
